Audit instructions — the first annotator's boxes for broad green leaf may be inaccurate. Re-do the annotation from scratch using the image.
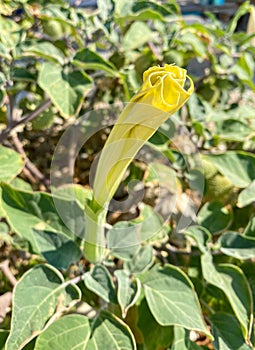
[84,265,117,304]
[171,326,201,350]
[5,264,81,350]
[124,245,154,274]
[210,313,252,350]
[31,108,55,130]
[0,188,4,218]
[10,67,36,82]
[226,104,255,120]
[73,48,118,76]
[38,62,92,118]
[107,221,141,260]
[204,152,255,188]
[1,183,83,268]
[231,53,255,90]
[0,146,24,182]
[242,261,255,312]
[132,205,166,242]
[145,162,177,191]
[97,0,114,21]
[215,119,252,142]
[244,216,255,237]
[178,32,207,58]
[33,228,82,269]
[197,201,232,234]
[219,231,255,260]
[226,1,251,34]
[114,0,176,22]
[86,311,136,350]
[22,41,65,64]
[201,252,253,340]
[52,184,92,210]
[114,270,141,318]
[0,16,24,50]
[137,299,173,350]
[237,181,255,208]
[108,205,164,261]
[0,41,11,59]
[10,177,33,191]
[121,21,153,51]
[140,264,210,336]
[35,314,90,350]
[182,225,211,253]
[0,330,9,350]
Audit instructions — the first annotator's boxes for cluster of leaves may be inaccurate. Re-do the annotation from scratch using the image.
[1,0,255,349]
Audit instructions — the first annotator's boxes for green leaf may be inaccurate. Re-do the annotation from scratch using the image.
[201,252,253,340]
[178,32,207,58]
[210,313,252,350]
[204,152,255,188]
[226,1,251,34]
[137,298,173,350]
[33,228,82,269]
[0,330,9,350]
[10,67,36,82]
[237,181,255,208]
[215,119,252,142]
[31,108,55,131]
[1,183,83,268]
[124,245,154,274]
[86,311,136,350]
[21,41,65,64]
[97,0,114,21]
[34,314,90,350]
[107,221,141,261]
[242,261,255,312]
[132,205,166,242]
[182,225,211,253]
[114,0,176,22]
[219,231,255,260]
[0,16,24,50]
[114,270,141,318]
[0,146,24,182]
[140,264,210,336]
[244,216,255,237]
[0,188,4,218]
[5,264,81,350]
[10,177,33,192]
[108,205,164,261]
[231,53,255,90]
[197,201,233,234]
[73,48,118,76]
[0,41,11,59]
[52,184,92,210]
[121,21,153,51]
[38,62,92,118]
[145,162,177,190]
[171,326,201,350]
[84,265,117,304]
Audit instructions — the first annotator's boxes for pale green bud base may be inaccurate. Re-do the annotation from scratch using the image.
[84,198,108,263]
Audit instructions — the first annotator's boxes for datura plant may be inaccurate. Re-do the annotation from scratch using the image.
[84,64,194,263]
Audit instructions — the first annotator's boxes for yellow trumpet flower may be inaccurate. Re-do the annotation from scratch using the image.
[84,64,194,262]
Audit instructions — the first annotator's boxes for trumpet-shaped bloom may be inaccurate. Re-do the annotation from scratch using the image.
[92,64,194,208]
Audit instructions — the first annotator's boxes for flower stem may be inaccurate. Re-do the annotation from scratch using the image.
[84,199,108,263]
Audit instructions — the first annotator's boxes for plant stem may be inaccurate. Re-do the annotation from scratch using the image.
[84,200,108,263]
[0,99,51,142]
